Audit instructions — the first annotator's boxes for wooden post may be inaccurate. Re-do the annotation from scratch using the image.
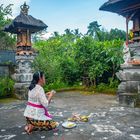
[125,13,136,44]
[126,16,129,44]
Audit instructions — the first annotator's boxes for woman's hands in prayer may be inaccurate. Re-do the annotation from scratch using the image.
[46,90,56,104]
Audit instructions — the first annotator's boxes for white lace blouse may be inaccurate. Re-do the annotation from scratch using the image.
[24,84,51,120]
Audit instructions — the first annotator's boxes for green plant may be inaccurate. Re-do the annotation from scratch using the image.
[32,21,124,89]
[96,83,107,92]
[0,77,15,98]
[108,78,119,88]
[95,82,118,94]
[44,80,68,92]
[0,4,16,50]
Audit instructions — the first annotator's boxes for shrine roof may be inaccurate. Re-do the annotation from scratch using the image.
[4,3,48,33]
[99,0,140,18]
[4,12,48,33]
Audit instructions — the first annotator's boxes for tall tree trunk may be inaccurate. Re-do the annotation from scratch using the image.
[90,78,93,86]
[112,64,115,80]
[93,78,96,87]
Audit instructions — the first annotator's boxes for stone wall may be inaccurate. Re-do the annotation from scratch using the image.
[0,65,10,77]
[0,50,15,77]
[0,50,15,64]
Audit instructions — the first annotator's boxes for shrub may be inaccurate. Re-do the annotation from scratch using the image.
[96,83,107,92]
[0,77,15,98]
[108,78,119,88]
[95,81,118,94]
[44,80,68,92]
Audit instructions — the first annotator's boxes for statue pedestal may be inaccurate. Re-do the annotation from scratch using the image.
[14,83,29,100]
[116,64,140,107]
[3,2,47,100]
[13,54,36,99]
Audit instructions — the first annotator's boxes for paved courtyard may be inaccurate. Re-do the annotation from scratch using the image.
[0,91,140,140]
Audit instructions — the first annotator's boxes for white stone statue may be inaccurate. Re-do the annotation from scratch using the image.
[123,42,131,65]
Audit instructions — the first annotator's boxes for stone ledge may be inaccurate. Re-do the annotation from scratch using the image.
[119,92,140,107]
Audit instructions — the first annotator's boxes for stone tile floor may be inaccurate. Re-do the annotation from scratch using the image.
[0,91,140,140]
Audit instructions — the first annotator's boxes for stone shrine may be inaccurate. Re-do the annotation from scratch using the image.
[4,3,47,99]
[100,0,140,107]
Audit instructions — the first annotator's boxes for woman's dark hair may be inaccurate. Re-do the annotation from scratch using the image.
[29,71,44,90]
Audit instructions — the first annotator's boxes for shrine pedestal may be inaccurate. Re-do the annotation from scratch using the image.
[116,65,140,107]
[13,54,36,99]
[14,83,29,99]
[3,3,47,100]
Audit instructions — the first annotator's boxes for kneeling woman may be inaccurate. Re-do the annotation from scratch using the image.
[24,71,58,134]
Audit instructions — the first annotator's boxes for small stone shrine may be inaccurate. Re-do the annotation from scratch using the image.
[4,3,47,99]
[100,0,140,107]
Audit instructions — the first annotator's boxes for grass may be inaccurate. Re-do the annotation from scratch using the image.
[56,86,85,92]
[55,85,117,95]
[80,91,96,95]
[95,88,117,95]
[0,97,18,104]
[0,84,117,103]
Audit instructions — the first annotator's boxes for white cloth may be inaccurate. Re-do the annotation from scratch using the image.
[24,84,51,120]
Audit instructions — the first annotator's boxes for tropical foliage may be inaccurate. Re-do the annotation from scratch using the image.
[0,4,15,98]
[0,5,126,93]
[0,4,16,50]
[0,77,15,98]
[33,21,125,91]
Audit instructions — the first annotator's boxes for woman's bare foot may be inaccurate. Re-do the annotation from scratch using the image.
[24,124,34,134]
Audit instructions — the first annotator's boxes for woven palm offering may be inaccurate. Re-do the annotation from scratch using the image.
[129,59,140,65]
[67,113,92,122]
